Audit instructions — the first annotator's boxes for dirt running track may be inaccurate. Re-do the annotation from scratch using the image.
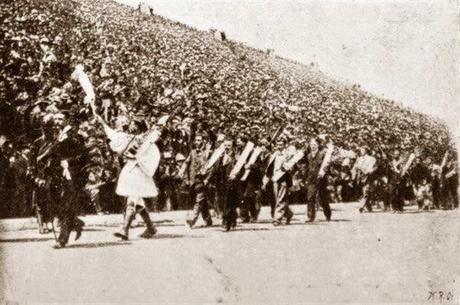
[1,203,459,304]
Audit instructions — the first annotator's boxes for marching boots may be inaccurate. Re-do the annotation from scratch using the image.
[138,208,157,238]
[74,217,85,241]
[114,207,136,240]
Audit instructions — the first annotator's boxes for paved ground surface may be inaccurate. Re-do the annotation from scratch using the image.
[0,203,459,304]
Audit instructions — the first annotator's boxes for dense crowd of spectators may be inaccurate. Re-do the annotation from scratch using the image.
[0,0,455,218]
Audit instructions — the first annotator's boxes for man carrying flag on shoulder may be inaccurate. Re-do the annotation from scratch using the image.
[304,137,333,222]
[263,137,296,226]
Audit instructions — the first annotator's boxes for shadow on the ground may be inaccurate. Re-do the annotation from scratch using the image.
[251,218,345,225]
[248,219,327,225]
[94,220,183,228]
[287,221,325,226]
[284,219,351,224]
[64,241,132,249]
[294,209,342,216]
[358,210,386,214]
[400,210,436,214]
[155,233,203,239]
[155,223,184,227]
[128,233,203,241]
[253,219,275,224]
[360,210,436,215]
[82,228,106,232]
[133,221,184,228]
[0,237,55,243]
[191,224,224,229]
[224,227,282,233]
[153,220,184,227]
[318,218,352,222]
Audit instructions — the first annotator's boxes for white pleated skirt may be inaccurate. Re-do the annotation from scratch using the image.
[116,161,158,198]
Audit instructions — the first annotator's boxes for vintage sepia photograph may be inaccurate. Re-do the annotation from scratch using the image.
[0,0,459,304]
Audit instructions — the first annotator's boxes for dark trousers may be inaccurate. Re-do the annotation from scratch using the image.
[222,182,239,229]
[56,181,83,246]
[390,183,404,212]
[214,185,226,217]
[240,183,261,222]
[306,179,331,221]
[432,180,441,209]
[57,213,84,246]
[273,181,293,222]
[381,182,391,210]
[262,182,276,218]
[158,183,178,211]
[445,178,459,208]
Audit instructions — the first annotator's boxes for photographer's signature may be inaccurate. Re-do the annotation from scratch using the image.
[427,291,455,303]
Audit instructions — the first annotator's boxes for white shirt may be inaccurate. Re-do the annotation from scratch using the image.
[274,151,285,172]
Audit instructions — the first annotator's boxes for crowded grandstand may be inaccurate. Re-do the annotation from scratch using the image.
[0,0,457,226]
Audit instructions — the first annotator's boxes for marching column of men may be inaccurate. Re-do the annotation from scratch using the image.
[177,133,334,231]
[25,112,458,247]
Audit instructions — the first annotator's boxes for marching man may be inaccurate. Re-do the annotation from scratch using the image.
[305,138,332,222]
[96,115,163,240]
[263,138,295,226]
[182,134,213,228]
[72,63,161,241]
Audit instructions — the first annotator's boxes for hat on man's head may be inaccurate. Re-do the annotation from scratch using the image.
[175,153,186,162]
[163,151,173,159]
[216,133,225,142]
[276,136,287,144]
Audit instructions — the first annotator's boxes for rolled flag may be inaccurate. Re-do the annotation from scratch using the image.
[204,142,226,172]
[318,143,334,178]
[71,64,95,106]
[229,141,255,179]
[102,122,133,154]
[102,99,111,121]
[401,153,416,177]
[355,154,377,175]
[240,146,263,181]
[99,115,161,178]
[440,151,448,170]
[157,115,170,126]
[270,124,285,144]
[135,133,161,178]
[272,149,304,182]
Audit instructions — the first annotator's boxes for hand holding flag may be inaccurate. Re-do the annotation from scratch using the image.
[71,64,96,109]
